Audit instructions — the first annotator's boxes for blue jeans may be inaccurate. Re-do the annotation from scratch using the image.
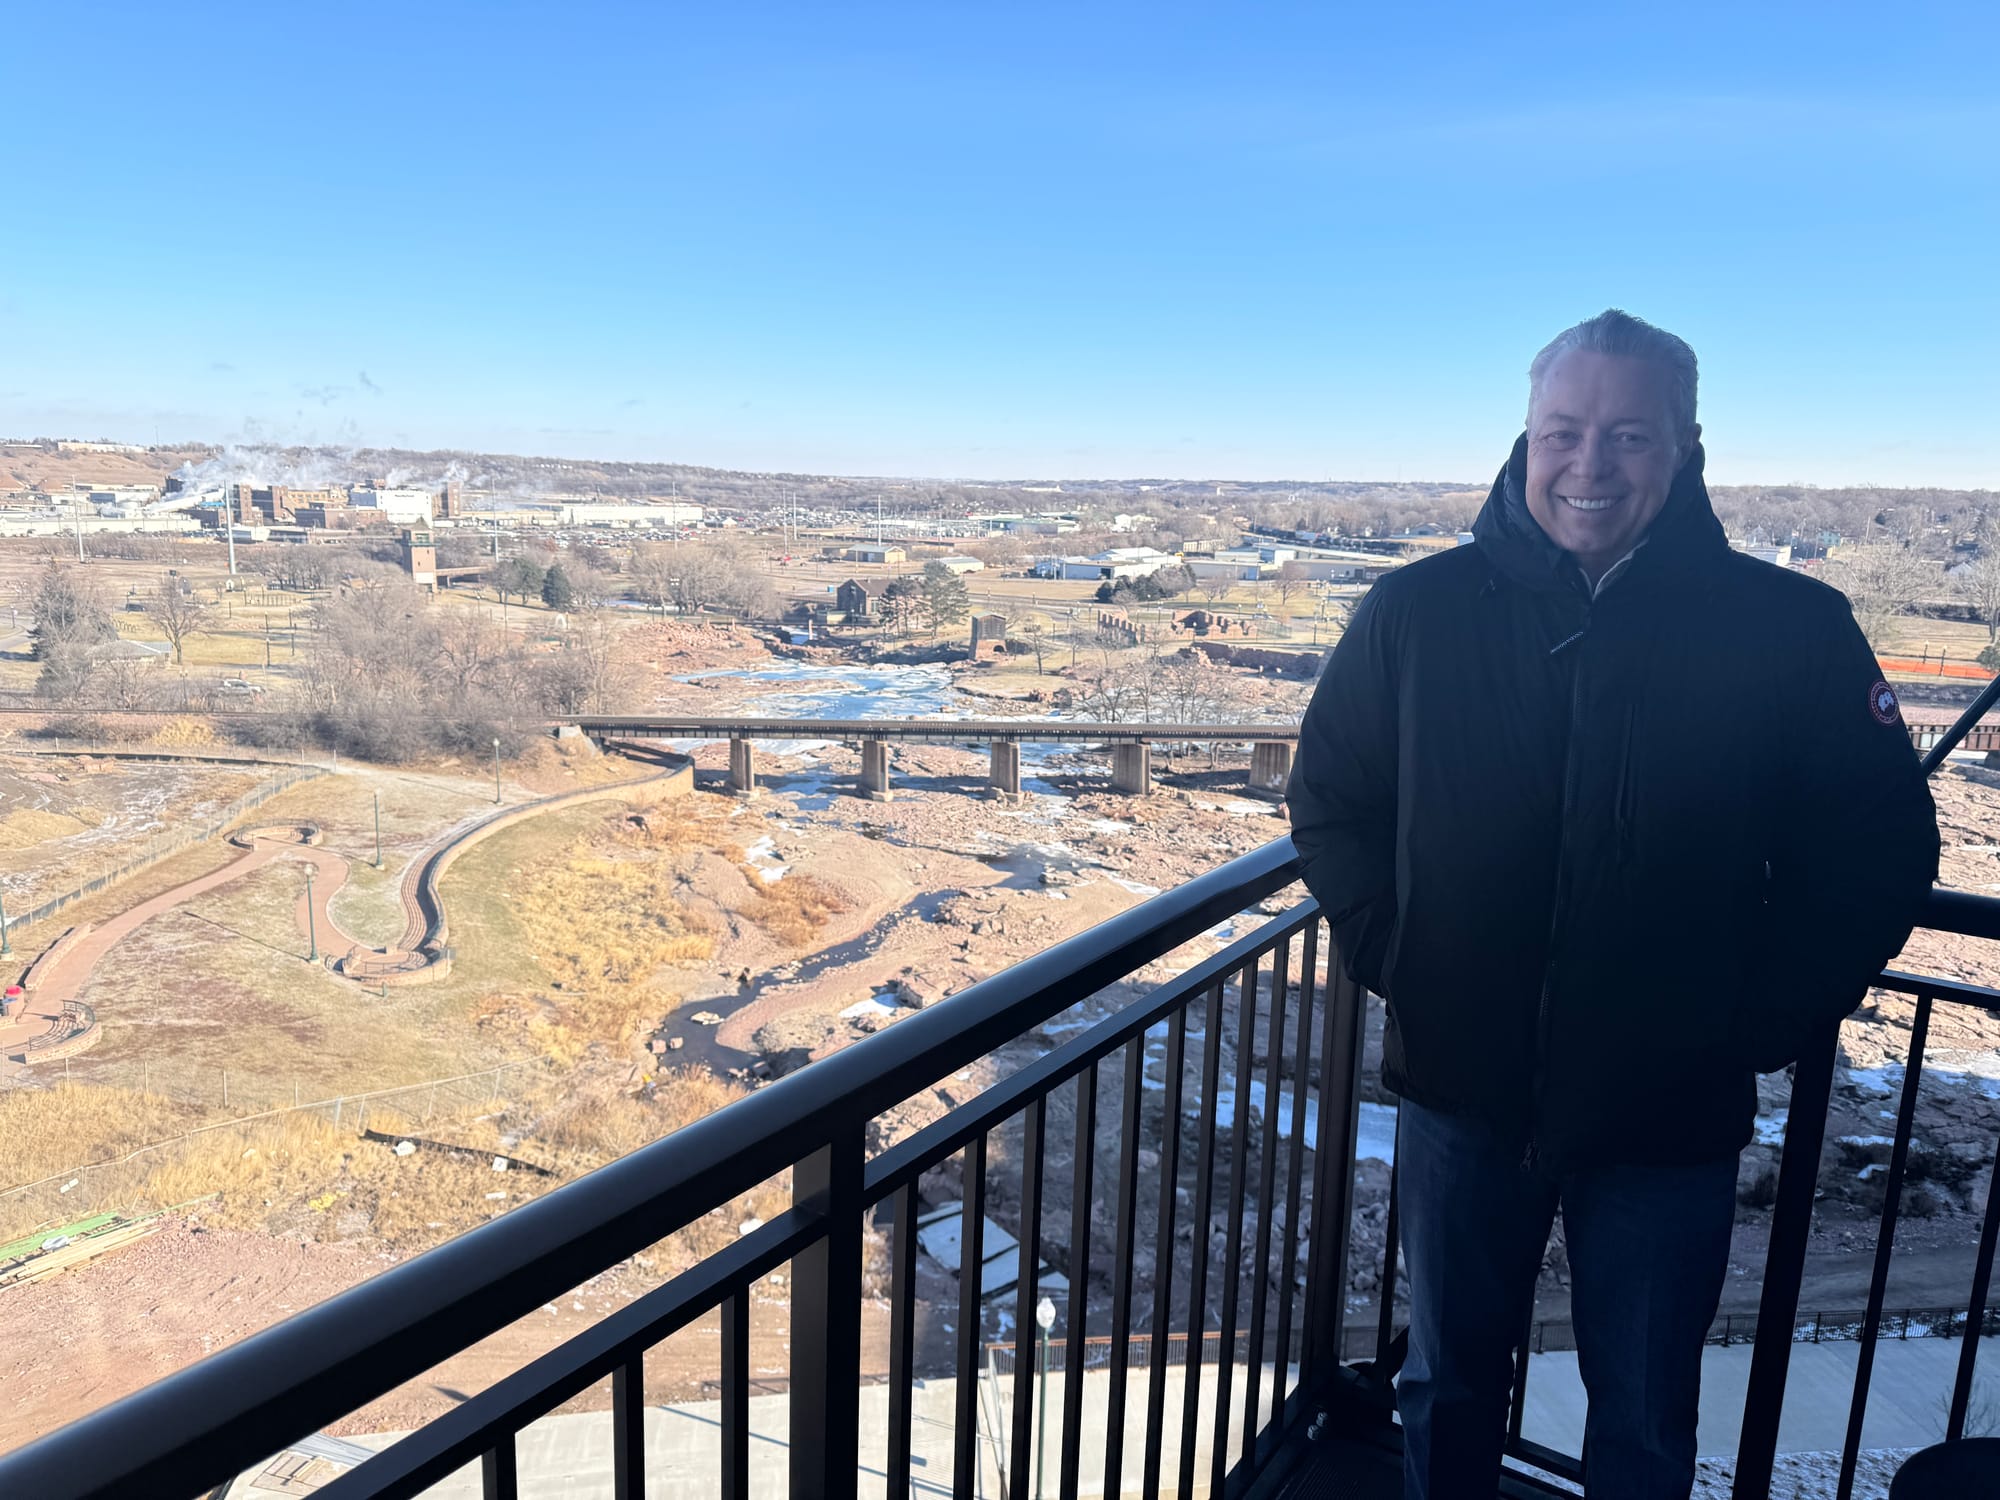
[1395,1099,1737,1500]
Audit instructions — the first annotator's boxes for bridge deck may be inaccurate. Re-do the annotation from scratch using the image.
[574,716,1302,744]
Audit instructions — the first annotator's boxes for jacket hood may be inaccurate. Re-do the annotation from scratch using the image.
[1470,433,1727,594]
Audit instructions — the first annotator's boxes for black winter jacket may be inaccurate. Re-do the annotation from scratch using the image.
[1287,438,1940,1170]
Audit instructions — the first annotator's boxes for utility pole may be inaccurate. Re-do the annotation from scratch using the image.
[225,517,238,577]
[492,738,502,803]
[373,790,383,869]
[73,496,85,562]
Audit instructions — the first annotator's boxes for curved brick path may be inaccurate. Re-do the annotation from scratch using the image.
[8,763,683,1051]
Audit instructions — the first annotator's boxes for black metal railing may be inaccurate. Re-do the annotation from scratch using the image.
[2,835,1997,1500]
[0,839,1356,1500]
[1327,886,2000,1498]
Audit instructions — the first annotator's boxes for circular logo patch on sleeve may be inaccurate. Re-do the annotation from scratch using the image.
[1869,680,1902,726]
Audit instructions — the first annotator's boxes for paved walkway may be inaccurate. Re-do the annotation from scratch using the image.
[253,1336,1996,1498]
[1519,1332,2000,1461]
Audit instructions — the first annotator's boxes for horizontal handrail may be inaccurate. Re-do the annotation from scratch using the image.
[0,838,1302,1500]
[863,903,1319,1204]
[312,1208,824,1500]
[5,836,1996,1500]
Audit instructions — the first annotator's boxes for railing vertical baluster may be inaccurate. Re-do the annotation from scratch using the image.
[1301,925,1368,1394]
[1243,940,1290,1463]
[1211,960,1260,1499]
[887,1181,920,1500]
[1507,1310,1531,1444]
[791,1128,865,1500]
[721,1294,749,1500]
[955,1133,989,1500]
[481,1437,518,1500]
[1735,1024,1838,1498]
[1101,1038,1147,1498]
[1373,1166,1400,1370]
[1178,981,1228,1500]
[1838,992,1935,1500]
[1271,923,1318,1424]
[1008,1098,1047,1500]
[612,1353,645,1500]
[1142,1005,1189,1497]
[1948,1135,2000,1439]
[1059,1068,1097,1500]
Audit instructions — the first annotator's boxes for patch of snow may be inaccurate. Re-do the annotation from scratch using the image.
[839,995,900,1021]
[1753,1110,1789,1146]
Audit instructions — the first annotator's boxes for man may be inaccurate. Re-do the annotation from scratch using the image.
[1287,310,1939,1499]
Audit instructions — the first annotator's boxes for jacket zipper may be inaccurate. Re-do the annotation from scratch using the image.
[1526,604,1592,1172]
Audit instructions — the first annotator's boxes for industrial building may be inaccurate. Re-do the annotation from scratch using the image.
[1032,546,1177,581]
[844,543,907,564]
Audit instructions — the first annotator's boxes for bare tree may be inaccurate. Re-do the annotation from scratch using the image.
[1958,553,2000,645]
[1273,561,1312,607]
[1826,544,1937,651]
[1017,616,1049,674]
[144,578,214,665]
[629,544,677,614]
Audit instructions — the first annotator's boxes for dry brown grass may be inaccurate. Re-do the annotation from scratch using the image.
[744,873,852,947]
[610,790,747,858]
[519,855,716,986]
[1,1070,779,1270]
[0,1082,200,1187]
[0,806,90,852]
[151,716,218,748]
[509,827,718,1062]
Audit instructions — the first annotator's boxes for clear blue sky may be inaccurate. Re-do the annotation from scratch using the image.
[3,2,1995,487]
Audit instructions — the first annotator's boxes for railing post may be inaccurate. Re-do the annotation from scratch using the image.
[1300,931,1368,1394]
[1733,1024,1839,1499]
[790,1128,865,1500]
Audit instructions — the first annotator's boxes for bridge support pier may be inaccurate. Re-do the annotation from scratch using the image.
[728,736,757,796]
[1111,743,1152,796]
[858,738,893,802]
[1250,740,1296,797]
[989,741,1022,798]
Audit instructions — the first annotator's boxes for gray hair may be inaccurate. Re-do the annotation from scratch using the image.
[1528,309,1699,449]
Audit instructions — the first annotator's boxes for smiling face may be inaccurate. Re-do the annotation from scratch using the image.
[1524,349,1698,583]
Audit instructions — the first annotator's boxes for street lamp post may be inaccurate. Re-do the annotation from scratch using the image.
[0,889,12,958]
[303,866,318,962]
[1035,1295,1056,1500]
[492,738,503,804]
[373,790,383,870]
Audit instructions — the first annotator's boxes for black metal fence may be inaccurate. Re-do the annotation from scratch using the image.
[1328,887,2000,1497]
[1,837,1997,1500]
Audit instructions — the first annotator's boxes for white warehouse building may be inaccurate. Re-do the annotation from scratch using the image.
[1034,547,1178,581]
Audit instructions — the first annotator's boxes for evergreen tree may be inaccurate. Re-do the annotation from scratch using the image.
[921,560,971,637]
[541,564,575,610]
[27,562,115,660]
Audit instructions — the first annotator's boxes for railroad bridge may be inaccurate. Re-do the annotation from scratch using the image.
[565,715,1304,798]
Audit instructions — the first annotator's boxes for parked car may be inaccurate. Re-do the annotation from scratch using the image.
[218,678,265,695]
